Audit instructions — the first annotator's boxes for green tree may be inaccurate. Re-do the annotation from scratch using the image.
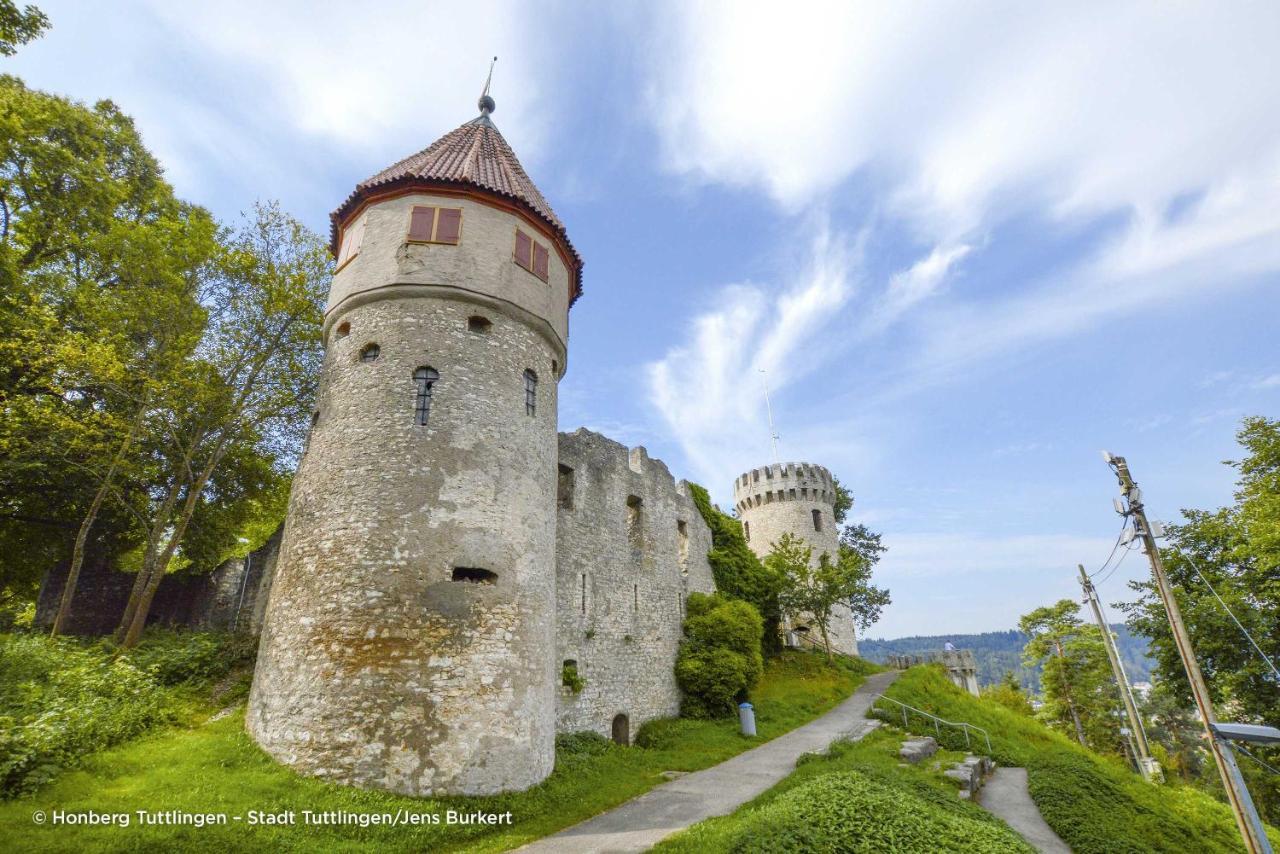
[1019,599,1119,752]
[0,75,217,609]
[675,592,764,718]
[115,202,327,648]
[0,1,47,55]
[1120,416,1280,821]
[831,476,853,524]
[983,670,1034,716]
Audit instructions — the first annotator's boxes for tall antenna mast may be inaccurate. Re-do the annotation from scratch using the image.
[759,368,781,464]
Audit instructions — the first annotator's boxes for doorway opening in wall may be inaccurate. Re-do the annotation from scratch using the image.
[611,713,630,746]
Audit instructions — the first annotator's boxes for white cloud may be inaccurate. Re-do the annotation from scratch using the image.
[643,2,1280,384]
[647,224,857,485]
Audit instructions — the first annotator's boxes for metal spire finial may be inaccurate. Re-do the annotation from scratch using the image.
[478,56,497,115]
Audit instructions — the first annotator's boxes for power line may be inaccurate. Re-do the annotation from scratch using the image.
[1236,743,1280,777]
[1181,552,1280,682]
[1089,516,1132,581]
[1094,541,1136,588]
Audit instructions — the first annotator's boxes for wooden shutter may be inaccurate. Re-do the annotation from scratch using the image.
[435,208,461,244]
[408,206,436,242]
[514,229,533,270]
[532,243,549,281]
[337,214,366,267]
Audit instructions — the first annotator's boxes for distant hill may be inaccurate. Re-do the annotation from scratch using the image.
[858,626,1154,694]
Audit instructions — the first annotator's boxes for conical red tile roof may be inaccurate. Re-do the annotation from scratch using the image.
[331,113,582,304]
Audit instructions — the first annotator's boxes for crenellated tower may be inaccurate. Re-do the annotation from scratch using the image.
[247,89,581,796]
[733,462,859,655]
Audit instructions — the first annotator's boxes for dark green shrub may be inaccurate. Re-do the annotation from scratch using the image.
[676,593,764,718]
[122,629,258,686]
[561,661,585,693]
[699,770,1032,852]
[687,484,784,653]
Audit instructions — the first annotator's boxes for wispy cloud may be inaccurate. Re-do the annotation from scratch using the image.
[647,224,858,485]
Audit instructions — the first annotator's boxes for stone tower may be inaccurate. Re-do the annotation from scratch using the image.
[732,463,859,656]
[246,90,582,796]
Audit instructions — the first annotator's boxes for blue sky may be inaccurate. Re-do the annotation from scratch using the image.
[12,1,1279,637]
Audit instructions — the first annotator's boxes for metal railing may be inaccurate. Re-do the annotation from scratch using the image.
[872,694,993,755]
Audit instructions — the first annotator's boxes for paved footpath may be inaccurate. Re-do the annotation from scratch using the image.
[517,669,900,854]
[979,767,1071,853]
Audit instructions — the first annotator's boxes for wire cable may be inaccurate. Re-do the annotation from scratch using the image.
[1094,541,1136,588]
[1089,516,1132,581]
[1181,552,1280,682]
[1235,742,1280,777]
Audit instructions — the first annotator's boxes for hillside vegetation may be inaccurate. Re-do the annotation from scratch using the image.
[0,640,874,852]
[859,626,1154,690]
[884,665,1279,853]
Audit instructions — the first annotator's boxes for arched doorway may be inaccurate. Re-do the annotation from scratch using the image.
[611,713,630,746]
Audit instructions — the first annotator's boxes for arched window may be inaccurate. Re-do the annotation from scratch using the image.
[812,508,823,532]
[413,367,439,426]
[524,369,538,416]
[360,343,380,362]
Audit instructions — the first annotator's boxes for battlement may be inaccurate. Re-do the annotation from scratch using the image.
[732,461,834,515]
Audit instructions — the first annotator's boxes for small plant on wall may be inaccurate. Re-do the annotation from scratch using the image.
[562,660,586,693]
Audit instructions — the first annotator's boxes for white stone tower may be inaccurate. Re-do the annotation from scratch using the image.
[247,89,581,796]
[732,463,859,655]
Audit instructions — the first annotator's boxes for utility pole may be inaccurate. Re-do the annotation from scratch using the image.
[1104,453,1272,854]
[1077,563,1157,781]
[758,368,781,465]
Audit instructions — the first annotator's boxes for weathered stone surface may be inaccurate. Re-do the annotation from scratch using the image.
[554,430,716,741]
[732,462,858,655]
[247,190,565,797]
[899,736,939,764]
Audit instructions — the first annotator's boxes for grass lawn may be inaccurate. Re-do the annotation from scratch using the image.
[654,725,1034,853]
[1,649,876,853]
[883,665,1280,854]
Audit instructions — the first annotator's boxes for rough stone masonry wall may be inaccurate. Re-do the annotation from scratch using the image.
[247,199,564,796]
[733,462,859,656]
[554,429,716,742]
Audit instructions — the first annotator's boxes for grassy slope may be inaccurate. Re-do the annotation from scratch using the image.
[1,650,875,853]
[654,727,1034,853]
[884,665,1280,854]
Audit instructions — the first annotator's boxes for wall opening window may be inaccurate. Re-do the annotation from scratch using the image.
[413,366,439,426]
[626,495,643,550]
[451,567,497,584]
[752,470,759,483]
[677,519,689,572]
[558,464,575,510]
[633,584,638,612]
[812,509,823,532]
[336,321,350,339]
[562,660,581,692]
[524,369,538,416]
[335,214,366,269]
[743,520,750,542]
[581,573,587,614]
[468,315,492,333]
[360,343,380,362]
[513,228,550,281]
[551,359,559,375]
[407,205,462,245]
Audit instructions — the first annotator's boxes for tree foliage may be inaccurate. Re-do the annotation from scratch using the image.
[0,1,47,56]
[687,483,784,653]
[1019,599,1122,754]
[1119,415,1280,822]
[675,592,764,718]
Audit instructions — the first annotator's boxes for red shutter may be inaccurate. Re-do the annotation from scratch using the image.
[435,208,461,244]
[533,243,549,281]
[408,206,435,242]
[514,229,533,269]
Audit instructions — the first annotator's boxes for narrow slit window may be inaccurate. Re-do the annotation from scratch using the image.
[677,519,689,572]
[581,573,587,614]
[744,520,750,542]
[524,369,538,416]
[812,508,823,532]
[558,464,575,510]
[633,584,638,612]
[413,366,439,426]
